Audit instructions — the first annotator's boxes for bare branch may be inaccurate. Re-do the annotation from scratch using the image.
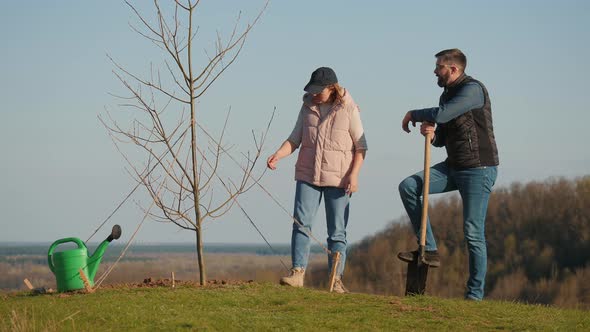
[109,55,190,104]
[192,1,269,96]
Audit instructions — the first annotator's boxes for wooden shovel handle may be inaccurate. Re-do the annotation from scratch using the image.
[419,133,432,247]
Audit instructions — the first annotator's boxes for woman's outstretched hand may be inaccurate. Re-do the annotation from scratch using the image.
[267,141,297,170]
[267,154,279,170]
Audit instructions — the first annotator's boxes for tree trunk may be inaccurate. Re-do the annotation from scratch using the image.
[195,225,206,285]
[187,5,206,286]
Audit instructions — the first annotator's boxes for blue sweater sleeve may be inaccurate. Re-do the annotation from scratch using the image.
[411,82,485,124]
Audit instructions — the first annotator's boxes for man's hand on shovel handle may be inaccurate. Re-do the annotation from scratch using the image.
[420,122,435,142]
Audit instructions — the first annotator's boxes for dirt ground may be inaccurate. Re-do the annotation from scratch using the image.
[102,277,255,289]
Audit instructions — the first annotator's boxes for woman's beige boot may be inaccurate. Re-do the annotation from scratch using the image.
[279,267,305,287]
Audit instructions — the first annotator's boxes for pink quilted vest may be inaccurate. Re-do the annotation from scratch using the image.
[294,90,358,188]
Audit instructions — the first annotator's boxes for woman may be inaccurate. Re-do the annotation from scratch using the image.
[267,67,367,293]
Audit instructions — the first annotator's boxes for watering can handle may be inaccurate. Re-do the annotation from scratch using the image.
[47,237,86,273]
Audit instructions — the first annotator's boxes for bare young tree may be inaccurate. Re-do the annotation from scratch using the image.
[101,0,271,285]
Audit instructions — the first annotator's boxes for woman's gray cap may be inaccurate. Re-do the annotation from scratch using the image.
[304,67,338,94]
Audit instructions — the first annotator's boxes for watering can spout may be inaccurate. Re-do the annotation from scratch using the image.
[88,225,122,282]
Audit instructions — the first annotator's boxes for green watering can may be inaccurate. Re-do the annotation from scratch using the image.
[48,225,122,292]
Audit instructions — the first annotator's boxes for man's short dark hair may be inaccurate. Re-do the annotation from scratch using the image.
[436,48,467,71]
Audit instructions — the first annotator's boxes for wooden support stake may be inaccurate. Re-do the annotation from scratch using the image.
[23,278,34,290]
[328,251,341,292]
[78,269,94,293]
[171,272,175,288]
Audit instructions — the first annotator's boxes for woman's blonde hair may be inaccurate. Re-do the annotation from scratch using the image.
[328,83,346,105]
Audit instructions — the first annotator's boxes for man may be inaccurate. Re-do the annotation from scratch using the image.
[398,48,499,300]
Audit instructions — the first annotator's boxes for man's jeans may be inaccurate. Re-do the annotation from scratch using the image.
[398,162,498,300]
[292,180,350,276]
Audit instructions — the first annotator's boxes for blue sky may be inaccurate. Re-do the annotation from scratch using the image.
[1,1,589,245]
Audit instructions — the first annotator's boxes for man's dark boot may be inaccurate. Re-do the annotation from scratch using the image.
[397,249,441,267]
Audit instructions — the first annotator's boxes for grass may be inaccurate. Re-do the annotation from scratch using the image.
[1,282,588,331]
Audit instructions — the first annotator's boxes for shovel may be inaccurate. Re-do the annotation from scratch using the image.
[405,132,432,296]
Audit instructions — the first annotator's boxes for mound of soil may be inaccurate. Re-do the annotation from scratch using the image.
[102,277,255,289]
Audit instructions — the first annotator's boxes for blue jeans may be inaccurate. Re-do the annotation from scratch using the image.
[398,162,498,300]
[291,180,350,276]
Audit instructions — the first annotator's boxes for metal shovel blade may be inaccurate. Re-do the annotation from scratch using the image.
[405,260,429,296]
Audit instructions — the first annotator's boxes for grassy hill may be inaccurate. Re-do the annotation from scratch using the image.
[1,282,588,331]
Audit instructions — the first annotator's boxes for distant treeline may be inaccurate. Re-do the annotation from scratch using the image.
[0,243,325,261]
[310,176,590,309]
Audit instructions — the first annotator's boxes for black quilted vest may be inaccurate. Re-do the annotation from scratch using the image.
[438,75,499,169]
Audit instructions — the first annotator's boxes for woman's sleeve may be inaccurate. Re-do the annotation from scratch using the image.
[349,106,368,150]
[286,108,304,147]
